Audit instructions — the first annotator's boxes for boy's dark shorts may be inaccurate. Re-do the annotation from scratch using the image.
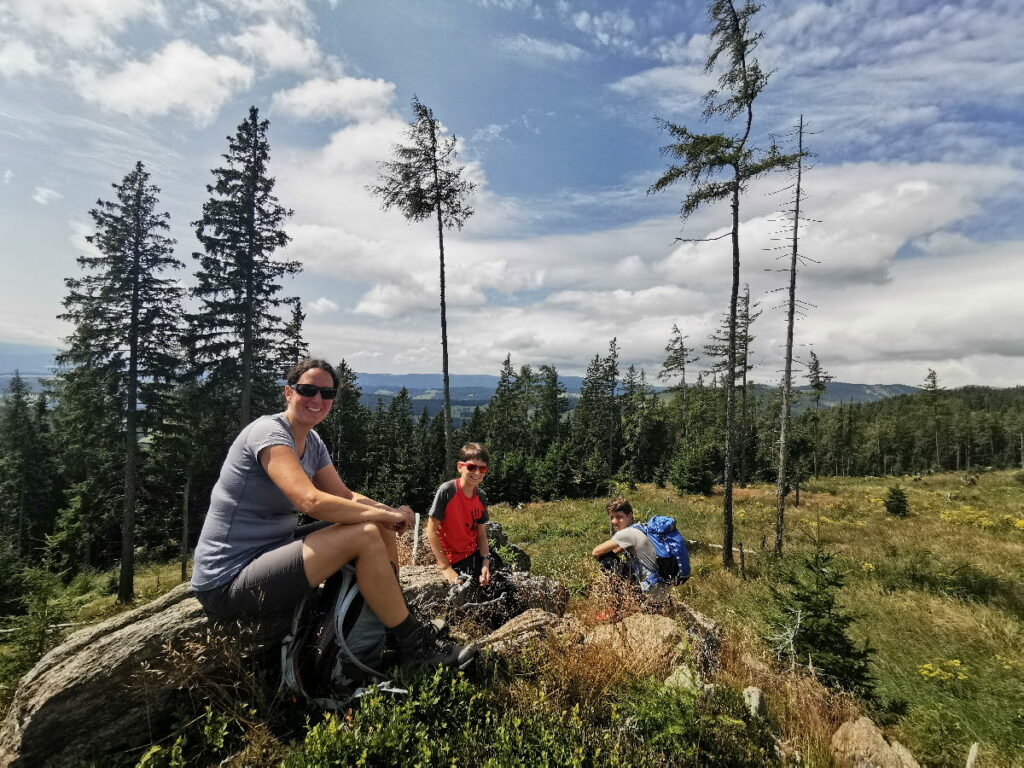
[450,549,506,579]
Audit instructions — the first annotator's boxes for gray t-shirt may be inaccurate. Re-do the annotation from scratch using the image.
[191,413,331,592]
[612,526,667,597]
[612,527,659,575]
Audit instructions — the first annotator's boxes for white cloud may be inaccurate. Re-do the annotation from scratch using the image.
[71,40,253,125]
[32,187,62,205]
[272,76,396,122]
[309,296,339,313]
[222,21,322,72]
[0,40,48,77]
[3,170,12,184]
[212,0,314,26]
[0,0,164,52]
[496,33,586,64]
[571,7,644,55]
[354,283,437,319]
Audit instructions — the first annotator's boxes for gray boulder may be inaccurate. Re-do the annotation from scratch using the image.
[831,717,921,768]
[584,614,689,676]
[478,609,582,654]
[0,585,210,768]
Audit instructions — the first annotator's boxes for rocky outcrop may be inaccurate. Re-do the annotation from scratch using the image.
[831,717,921,768]
[484,521,531,572]
[584,614,690,676]
[400,565,568,629]
[478,609,582,654]
[0,584,209,768]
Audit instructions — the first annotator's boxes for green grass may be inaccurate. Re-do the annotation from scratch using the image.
[491,470,1024,767]
[5,473,1023,765]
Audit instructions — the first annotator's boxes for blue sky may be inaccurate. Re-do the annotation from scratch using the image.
[2,0,1023,386]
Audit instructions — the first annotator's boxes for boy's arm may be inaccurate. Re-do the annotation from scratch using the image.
[426,516,458,583]
[476,523,491,586]
[592,538,623,558]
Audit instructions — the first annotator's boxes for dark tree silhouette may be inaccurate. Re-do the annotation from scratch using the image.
[191,106,299,429]
[58,161,183,602]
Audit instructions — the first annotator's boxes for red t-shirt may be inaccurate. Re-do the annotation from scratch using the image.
[428,478,489,565]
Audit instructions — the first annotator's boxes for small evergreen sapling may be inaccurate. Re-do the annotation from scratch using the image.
[768,542,875,700]
[883,485,910,517]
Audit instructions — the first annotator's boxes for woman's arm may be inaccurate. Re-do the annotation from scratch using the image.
[260,445,405,527]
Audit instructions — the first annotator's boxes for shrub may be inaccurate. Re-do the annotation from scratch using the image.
[288,668,646,767]
[623,681,780,767]
[669,446,714,496]
[883,486,909,517]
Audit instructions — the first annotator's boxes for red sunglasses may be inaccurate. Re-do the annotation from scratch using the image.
[460,462,489,474]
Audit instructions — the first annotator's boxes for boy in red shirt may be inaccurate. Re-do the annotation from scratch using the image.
[426,442,498,585]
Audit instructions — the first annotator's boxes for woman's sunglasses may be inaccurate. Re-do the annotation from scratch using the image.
[290,383,337,400]
[460,462,489,474]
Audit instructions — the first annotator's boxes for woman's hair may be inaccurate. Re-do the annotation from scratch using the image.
[285,358,339,388]
[606,497,633,518]
[459,442,490,464]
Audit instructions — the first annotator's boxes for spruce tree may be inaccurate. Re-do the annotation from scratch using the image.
[57,161,183,601]
[768,543,875,700]
[191,106,300,429]
[0,374,55,555]
[570,340,621,495]
[660,324,698,442]
[650,0,794,566]
[805,351,833,477]
[370,96,476,465]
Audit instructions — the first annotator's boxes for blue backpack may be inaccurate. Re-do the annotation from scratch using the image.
[632,515,691,587]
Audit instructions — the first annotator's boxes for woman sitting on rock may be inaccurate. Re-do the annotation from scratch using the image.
[190,358,474,668]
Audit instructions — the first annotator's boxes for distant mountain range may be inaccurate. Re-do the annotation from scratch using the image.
[0,342,920,410]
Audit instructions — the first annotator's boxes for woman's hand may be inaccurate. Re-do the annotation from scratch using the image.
[390,505,415,533]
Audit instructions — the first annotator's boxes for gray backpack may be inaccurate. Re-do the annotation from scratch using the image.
[280,564,402,708]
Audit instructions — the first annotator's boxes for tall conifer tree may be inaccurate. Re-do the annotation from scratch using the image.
[191,106,300,429]
[370,96,476,465]
[57,161,183,601]
[650,0,793,566]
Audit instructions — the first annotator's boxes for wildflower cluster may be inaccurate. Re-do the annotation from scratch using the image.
[917,659,969,682]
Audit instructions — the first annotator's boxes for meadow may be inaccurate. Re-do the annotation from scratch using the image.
[497,470,1024,766]
[2,471,1022,766]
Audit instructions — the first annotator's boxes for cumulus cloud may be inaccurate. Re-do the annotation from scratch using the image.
[609,0,1024,164]
[32,187,62,205]
[308,296,339,313]
[570,7,645,55]
[283,155,1024,384]
[3,170,13,184]
[496,33,586,64]
[0,0,164,52]
[0,40,48,77]
[71,40,253,125]
[222,21,322,72]
[272,76,396,122]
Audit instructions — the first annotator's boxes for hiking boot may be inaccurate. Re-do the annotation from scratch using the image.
[395,621,477,670]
